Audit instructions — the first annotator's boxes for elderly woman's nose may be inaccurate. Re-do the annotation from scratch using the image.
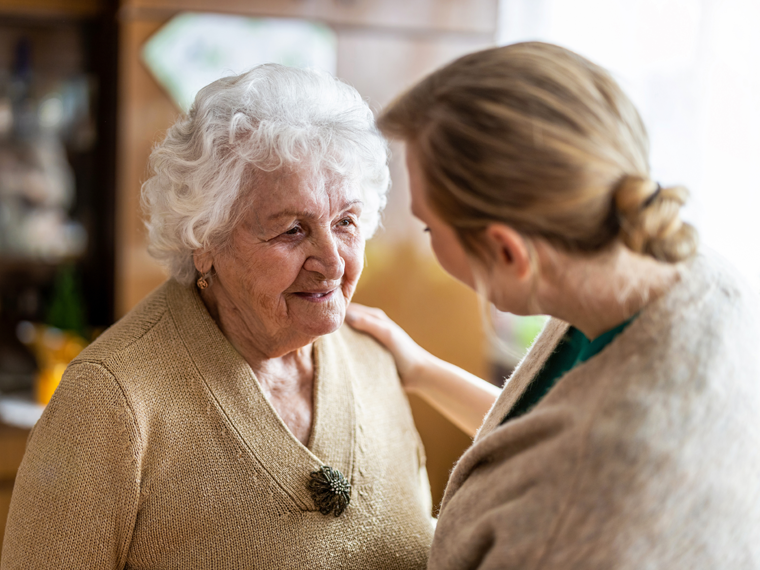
[304,234,345,279]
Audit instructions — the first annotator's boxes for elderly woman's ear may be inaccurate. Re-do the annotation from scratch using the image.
[193,249,214,276]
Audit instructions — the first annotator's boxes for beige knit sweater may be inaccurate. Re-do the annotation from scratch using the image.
[1,281,434,569]
[429,252,760,569]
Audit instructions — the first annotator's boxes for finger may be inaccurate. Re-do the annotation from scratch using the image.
[346,309,386,330]
[348,303,386,317]
[365,307,388,320]
[345,310,395,346]
[347,304,388,321]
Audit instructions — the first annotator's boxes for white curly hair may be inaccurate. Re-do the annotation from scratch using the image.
[141,64,390,285]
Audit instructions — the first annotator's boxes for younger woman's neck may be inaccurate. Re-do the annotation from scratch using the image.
[536,244,681,340]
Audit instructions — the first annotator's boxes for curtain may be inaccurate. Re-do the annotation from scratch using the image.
[498,0,760,288]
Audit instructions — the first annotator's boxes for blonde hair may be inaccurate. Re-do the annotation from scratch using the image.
[379,42,697,264]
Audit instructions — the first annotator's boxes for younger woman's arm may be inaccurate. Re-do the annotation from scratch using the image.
[346,304,500,438]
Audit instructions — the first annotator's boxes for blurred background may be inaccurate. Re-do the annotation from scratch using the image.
[0,0,758,548]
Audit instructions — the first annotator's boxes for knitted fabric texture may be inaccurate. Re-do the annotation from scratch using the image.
[1,280,434,569]
[430,251,760,570]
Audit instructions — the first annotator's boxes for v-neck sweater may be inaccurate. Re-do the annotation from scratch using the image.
[1,280,434,569]
[429,251,760,569]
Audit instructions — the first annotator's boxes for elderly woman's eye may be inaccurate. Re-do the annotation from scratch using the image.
[283,225,302,236]
[337,218,355,228]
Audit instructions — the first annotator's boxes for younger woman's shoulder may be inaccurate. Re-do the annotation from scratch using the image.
[690,248,760,308]
[682,249,760,339]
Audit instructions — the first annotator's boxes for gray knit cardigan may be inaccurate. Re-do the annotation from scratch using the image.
[429,252,760,569]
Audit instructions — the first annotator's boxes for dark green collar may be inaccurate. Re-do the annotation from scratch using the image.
[501,315,636,424]
[574,316,636,366]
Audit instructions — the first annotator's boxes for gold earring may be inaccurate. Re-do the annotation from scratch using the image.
[196,273,209,290]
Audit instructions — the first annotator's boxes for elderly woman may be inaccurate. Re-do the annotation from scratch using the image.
[349,42,760,568]
[1,65,433,569]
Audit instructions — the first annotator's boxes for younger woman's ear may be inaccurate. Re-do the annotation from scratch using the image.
[193,249,214,275]
[484,224,532,281]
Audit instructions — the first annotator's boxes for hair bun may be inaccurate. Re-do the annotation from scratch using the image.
[614,175,698,262]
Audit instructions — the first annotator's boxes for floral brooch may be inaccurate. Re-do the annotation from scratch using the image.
[308,465,351,517]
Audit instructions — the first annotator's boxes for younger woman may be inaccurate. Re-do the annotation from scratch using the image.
[349,42,760,569]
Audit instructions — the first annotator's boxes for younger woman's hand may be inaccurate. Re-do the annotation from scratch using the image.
[346,303,500,437]
[345,303,430,387]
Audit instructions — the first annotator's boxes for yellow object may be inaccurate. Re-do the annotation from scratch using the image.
[17,324,89,405]
[35,362,68,405]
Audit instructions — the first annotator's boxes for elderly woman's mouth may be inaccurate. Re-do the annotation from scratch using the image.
[293,289,338,302]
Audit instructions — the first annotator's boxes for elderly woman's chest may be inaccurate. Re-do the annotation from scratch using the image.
[124,357,432,569]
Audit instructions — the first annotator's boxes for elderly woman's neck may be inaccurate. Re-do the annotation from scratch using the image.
[199,284,316,445]
[199,285,315,379]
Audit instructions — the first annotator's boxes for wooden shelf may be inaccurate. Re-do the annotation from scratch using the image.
[118,0,497,36]
[0,257,61,283]
[0,419,33,561]
[0,0,104,19]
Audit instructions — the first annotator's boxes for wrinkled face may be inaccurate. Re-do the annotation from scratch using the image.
[210,168,365,355]
[407,144,475,288]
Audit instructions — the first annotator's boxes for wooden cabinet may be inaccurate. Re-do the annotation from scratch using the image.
[0,423,31,558]
[0,0,102,18]
[119,0,497,34]
[0,0,116,559]
[0,0,118,330]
